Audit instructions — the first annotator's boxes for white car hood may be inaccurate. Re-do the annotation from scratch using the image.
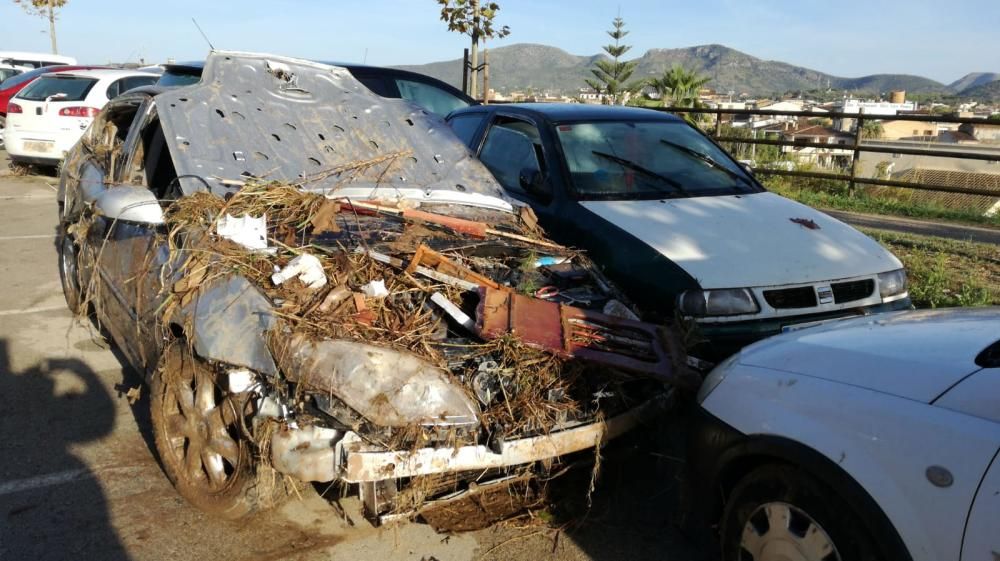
[581,192,901,288]
[735,308,999,402]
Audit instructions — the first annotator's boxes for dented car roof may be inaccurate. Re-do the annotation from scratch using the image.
[155,51,513,211]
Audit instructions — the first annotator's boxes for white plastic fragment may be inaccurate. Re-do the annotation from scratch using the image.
[361,279,389,298]
[430,292,476,331]
[227,369,256,393]
[217,213,269,250]
[272,253,328,290]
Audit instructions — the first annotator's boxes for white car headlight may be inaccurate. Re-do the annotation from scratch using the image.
[678,288,760,317]
[878,269,908,299]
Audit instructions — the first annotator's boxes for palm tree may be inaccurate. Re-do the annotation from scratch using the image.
[649,65,711,109]
[860,120,884,140]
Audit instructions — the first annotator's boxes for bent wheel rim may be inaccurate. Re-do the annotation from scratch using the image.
[59,234,79,299]
[161,356,246,493]
[740,501,841,561]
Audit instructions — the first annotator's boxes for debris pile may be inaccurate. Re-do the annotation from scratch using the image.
[138,168,680,527]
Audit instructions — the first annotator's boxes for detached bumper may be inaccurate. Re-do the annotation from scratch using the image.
[342,393,670,483]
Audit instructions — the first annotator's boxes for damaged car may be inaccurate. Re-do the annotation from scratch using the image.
[56,51,682,529]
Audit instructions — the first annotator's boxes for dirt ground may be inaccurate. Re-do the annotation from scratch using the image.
[0,153,710,561]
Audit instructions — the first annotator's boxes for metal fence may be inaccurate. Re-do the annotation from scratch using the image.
[654,106,1000,200]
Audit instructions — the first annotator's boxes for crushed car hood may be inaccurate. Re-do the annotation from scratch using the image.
[581,192,901,288]
[735,308,998,402]
[155,51,512,212]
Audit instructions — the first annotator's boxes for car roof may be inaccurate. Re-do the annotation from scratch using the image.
[40,69,159,81]
[451,103,683,123]
[0,65,110,89]
[159,59,473,104]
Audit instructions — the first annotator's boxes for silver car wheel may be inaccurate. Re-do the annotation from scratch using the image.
[740,501,840,561]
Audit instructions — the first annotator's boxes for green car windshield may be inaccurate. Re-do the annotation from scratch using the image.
[554,120,760,200]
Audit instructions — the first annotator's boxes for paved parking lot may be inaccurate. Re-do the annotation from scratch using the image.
[0,153,705,561]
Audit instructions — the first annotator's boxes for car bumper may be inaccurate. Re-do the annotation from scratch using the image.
[272,392,671,484]
[4,126,83,163]
[692,297,913,358]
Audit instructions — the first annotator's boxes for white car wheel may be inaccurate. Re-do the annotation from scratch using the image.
[740,501,840,561]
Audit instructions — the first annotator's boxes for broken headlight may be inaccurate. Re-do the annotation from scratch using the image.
[877,269,908,300]
[277,338,480,429]
[678,288,760,317]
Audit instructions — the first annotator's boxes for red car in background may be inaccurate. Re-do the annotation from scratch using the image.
[0,65,108,147]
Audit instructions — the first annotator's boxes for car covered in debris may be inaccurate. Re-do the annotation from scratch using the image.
[690,308,1000,561]
[445,104,911,357]
[57,52,679,528]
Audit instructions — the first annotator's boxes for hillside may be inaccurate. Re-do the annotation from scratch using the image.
[961,79,1000,103]
[396,43,952,97]
[949,72,1000,93]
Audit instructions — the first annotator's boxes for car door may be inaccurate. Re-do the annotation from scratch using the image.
[86,96,161,368]
[962,450,1000,561]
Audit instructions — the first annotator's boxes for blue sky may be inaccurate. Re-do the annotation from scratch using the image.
[1,0,996,83]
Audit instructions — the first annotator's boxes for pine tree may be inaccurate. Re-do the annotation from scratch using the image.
[585,16,639,105]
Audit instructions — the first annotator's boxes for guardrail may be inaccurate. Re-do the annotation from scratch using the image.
[653,106,1000,199]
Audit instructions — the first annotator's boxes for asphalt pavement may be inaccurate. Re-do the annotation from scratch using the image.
[0,153,703,561]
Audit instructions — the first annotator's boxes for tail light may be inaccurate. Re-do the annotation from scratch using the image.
[58,106,100,118]
[7,102,22,114]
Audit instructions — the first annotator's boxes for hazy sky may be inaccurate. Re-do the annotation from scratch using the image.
[1,0,996,83]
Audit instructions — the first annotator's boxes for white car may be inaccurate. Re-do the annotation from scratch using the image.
[690,308,1000,561]
[5,69,157,165]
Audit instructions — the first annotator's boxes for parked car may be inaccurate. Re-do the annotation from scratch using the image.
[689,308,1000,561]
[5,68,157,165]
[157,60,475,118]
[445,104,911,357]
[57,52,671,528]
[0,65,110,144]
[0,51,76,70]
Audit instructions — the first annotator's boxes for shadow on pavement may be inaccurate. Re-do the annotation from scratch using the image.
[548,404,716,561]
[0,339,131,561]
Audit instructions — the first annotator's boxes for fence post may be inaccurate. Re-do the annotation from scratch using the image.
[849,110,864,198]
[462,48,470,96]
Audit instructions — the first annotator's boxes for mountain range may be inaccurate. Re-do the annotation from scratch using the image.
[396,43,999,99]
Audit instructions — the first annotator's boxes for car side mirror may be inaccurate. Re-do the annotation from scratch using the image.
[518,167,549,196]
[94,186,164,225]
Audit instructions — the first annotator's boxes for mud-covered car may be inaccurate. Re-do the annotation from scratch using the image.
[57,52,680,528]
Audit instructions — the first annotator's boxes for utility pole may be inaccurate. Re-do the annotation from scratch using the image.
[469,0,480,99]
[482,49,490,104]
[48,0,58,54]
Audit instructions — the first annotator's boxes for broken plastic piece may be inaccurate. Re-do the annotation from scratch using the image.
[227,369,256,393]
[217,213,269,250]
[272,253,327,290]
[430,292,476,331]
[603,299,640,321]
[361,279,389,298]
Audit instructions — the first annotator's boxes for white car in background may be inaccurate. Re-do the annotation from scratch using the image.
[5,69,157,165]
[689,308,1000,561]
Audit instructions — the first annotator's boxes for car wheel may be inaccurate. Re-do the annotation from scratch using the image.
[150,344,263,519]
[57,224,83,313]
[721,464,884,561]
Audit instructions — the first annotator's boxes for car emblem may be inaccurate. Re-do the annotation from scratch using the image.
[816,286,833,304]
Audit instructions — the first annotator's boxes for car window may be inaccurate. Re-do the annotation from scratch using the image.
[352,74,396,98]
[479,118,549,197]
[17,76,97,102]
[156,69,202,88]
[121,76,157,94]
[0,68,21,84]
[1,67,45,90]
[446,113,487,147]
[394,78,469,117]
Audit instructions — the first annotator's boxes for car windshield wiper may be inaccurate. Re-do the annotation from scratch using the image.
[658,139,754,189]
[591,150,688,196]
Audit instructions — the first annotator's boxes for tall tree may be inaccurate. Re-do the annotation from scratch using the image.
[585,15,639,105]
[438,0,510,99]
[13,0,67,54]
[649,65,711,109]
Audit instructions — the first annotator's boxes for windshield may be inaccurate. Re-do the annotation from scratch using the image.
[156,69,202,88]
[555,120,760,200]
[17,76,97,102]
